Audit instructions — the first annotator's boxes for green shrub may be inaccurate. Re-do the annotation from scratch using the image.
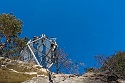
[96,52,125,79]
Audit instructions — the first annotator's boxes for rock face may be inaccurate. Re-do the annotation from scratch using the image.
[0,57,125,83]
[22,77,49,83]
[22,72,125,83]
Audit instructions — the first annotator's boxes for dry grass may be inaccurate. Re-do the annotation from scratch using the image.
[0,57,49,83]
[0,69,36,83]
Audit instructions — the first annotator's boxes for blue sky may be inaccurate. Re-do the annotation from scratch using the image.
[1,0,125,73]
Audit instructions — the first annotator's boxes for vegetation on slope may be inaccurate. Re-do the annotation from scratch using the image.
[85,51,125,82]
[0,57,48,83]
[0,69,35,83]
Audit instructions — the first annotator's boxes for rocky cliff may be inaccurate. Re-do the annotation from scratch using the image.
[0,57,125,83]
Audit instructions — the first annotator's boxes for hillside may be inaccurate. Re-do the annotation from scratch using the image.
[0,57,125,83]
[0,57,48,83]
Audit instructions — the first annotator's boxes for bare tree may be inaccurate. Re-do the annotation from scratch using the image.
[52,49,83,74]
